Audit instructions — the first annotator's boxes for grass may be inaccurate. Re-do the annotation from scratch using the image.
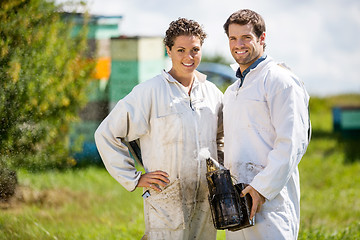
[297,94,360,239]
[0,167,145,239]
[1,94,360,239]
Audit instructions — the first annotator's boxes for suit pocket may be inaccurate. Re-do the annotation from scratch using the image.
[146,179,185,230]
[152,112,183,145]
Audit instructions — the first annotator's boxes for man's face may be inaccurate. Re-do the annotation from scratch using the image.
[228,23,265,71]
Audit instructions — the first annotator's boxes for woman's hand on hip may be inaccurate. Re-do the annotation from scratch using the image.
[137,170,170,192]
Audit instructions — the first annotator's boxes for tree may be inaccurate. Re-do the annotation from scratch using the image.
[202,54,232,65]
[0,0,93,175]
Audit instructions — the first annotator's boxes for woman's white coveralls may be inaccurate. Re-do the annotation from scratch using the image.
[223,56,311,240]
[95,70,224,240]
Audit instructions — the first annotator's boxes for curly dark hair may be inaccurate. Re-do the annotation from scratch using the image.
[164,18,207,50]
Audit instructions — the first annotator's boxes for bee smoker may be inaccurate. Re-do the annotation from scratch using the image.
[206,158,255,231]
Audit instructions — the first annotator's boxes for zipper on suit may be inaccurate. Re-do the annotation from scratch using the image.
[190,99,201,220]
[189,98,194,111]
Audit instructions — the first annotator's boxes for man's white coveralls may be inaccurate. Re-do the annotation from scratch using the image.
[95,70,224,240]
[223,56,310,240]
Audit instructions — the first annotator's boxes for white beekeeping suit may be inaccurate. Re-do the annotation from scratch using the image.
[224,56,311,240]
[95,70,223,240]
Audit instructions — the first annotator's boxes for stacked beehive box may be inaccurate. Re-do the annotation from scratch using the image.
[70,16,121,163]
[333,106,360,138]
[108,37,166,110]
[69,15,167,163]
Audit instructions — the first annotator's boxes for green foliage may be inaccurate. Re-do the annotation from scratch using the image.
[0,0,93,170]
[1,161,359,239]
[309,94,360,162]
[309,94,360,115]
[202,54,232,65]
[0,168,17,200]
[0,167,145,239]
[1,91,360,239]
[298,222,360,240]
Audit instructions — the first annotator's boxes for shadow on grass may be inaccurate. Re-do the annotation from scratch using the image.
[340,138,360,164]
[311,130,337,139]
[307,129,360,164]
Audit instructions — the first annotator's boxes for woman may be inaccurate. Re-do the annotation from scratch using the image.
[95,18,223,240]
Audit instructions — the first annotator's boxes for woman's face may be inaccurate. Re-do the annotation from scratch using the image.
[166,35,202,76]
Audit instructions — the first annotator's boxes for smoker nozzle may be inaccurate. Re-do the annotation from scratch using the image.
[206,157,226,172]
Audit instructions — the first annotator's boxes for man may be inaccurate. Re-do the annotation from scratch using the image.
[222,9,311,240]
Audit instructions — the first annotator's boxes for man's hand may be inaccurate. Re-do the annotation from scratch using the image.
[241,185,266,220]
[136,170,170,192]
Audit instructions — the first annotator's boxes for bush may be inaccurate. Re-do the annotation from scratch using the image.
[0,167,17,201]
[0,0,93,170]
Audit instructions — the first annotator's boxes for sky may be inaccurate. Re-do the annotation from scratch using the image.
[58,0,360,96]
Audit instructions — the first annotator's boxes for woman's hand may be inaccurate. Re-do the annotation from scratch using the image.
[136,170,170,192]
[241,185,266,220]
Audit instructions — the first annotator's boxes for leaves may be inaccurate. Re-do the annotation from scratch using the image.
[0,0,94,169]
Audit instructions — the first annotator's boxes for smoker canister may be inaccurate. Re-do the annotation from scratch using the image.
[230,183,255,231]
[206,168,255,231]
